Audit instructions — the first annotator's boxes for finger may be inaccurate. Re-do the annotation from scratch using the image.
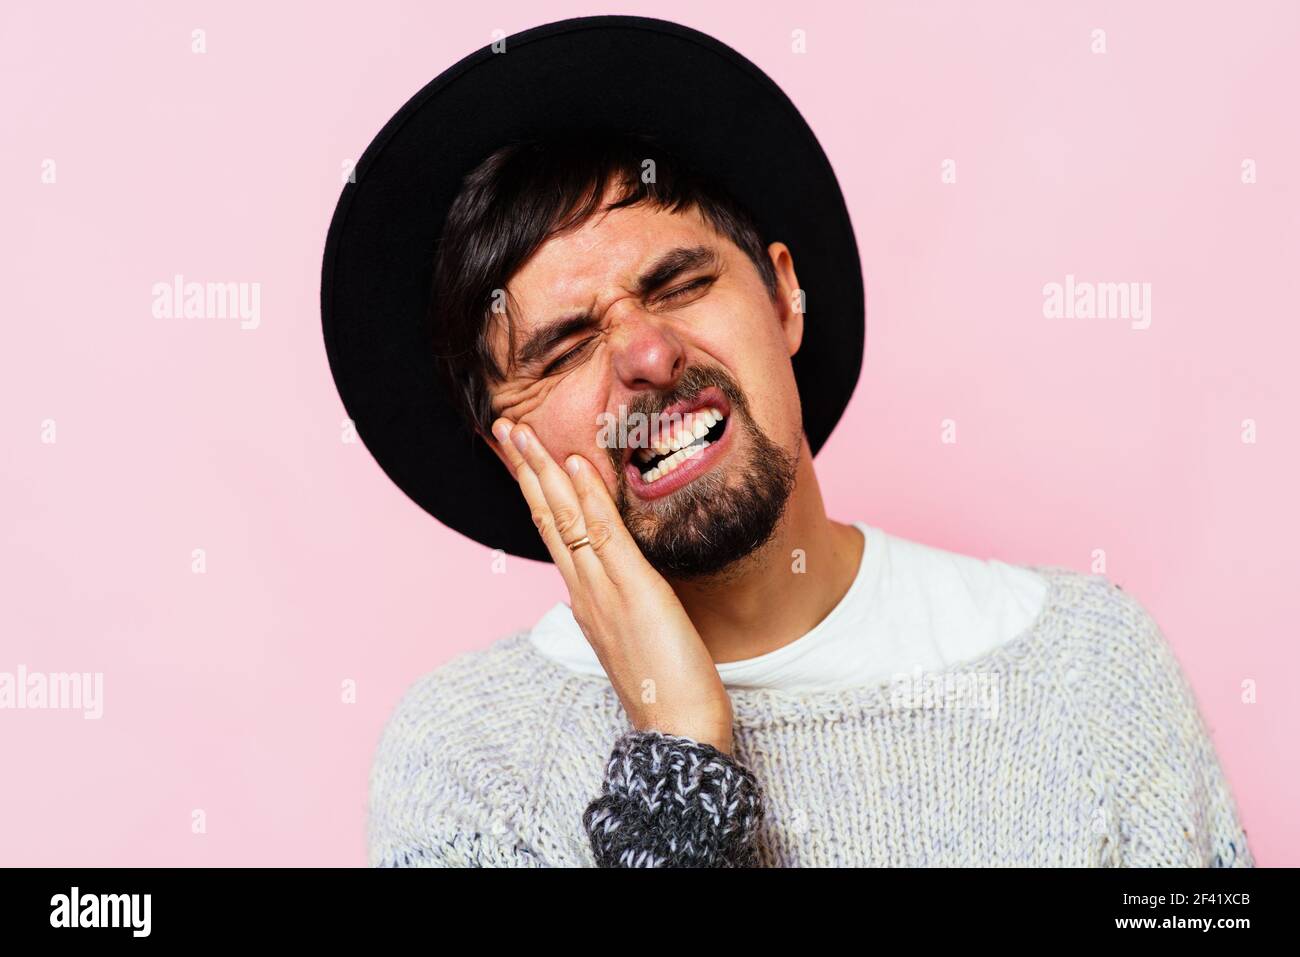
[506,423,609,586]
[491,419,579,587]
[563,453,649,587]
[510,423,588,545]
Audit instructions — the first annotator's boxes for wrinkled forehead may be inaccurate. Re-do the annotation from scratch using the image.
[486,200,721,364]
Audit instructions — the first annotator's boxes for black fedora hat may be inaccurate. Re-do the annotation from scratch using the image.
[321,15,864,563]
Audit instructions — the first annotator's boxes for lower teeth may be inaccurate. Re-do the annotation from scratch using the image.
[642,439,709,483]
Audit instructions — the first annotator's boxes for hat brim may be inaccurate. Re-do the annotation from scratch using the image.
[321,15,864,563]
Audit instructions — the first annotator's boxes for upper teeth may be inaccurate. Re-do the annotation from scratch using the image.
[636,407,725,483]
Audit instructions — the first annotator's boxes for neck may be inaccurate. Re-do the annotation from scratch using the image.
[666,436,866,664]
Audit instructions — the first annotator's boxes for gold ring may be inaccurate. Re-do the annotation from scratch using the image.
[566,535,592,552]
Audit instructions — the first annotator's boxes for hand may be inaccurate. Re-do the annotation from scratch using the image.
[491,418,735,755]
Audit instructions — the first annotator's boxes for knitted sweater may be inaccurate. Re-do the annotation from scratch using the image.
[367,566,1254,867]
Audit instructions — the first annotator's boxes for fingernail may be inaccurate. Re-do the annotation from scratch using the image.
[492,420,512,443]
[511,429,528,452]
[565,456,580,476]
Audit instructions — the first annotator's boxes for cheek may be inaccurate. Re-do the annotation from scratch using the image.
[515,379,616,474]
[494,378,551,422]
[695,285,786,365]
[701,298,800,431]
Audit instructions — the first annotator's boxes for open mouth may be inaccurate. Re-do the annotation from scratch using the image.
[632,405,729,484]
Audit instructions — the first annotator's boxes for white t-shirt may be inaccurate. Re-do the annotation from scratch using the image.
[527,521,1049,692]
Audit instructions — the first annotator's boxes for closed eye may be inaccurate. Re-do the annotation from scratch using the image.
[656,276,714,305]
[542,337,597,376]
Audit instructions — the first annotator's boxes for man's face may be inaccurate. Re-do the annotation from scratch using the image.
[487,193,806,578]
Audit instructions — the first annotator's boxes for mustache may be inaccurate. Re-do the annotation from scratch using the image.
[624,363,744,420]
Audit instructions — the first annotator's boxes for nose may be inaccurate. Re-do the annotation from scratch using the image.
[607,305,685,392]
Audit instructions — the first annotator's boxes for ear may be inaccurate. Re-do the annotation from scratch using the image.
[767,241,805,358]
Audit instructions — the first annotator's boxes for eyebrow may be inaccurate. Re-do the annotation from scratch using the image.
[633,244,719,298]
[513,244,720,369]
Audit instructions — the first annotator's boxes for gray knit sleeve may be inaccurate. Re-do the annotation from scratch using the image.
[367,665,549,868]
[582,728,765,867]
[1079,581,1254,868]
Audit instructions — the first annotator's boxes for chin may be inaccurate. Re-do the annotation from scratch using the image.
[619,413,799,580]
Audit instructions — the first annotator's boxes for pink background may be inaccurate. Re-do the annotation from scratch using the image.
[2,0,1296,866]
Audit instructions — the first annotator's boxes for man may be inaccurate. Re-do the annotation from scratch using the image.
[322,16,1252,867]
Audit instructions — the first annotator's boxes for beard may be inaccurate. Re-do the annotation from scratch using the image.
[608,363,799,580]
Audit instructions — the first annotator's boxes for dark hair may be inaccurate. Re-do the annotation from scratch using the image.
[429,130,779,437]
